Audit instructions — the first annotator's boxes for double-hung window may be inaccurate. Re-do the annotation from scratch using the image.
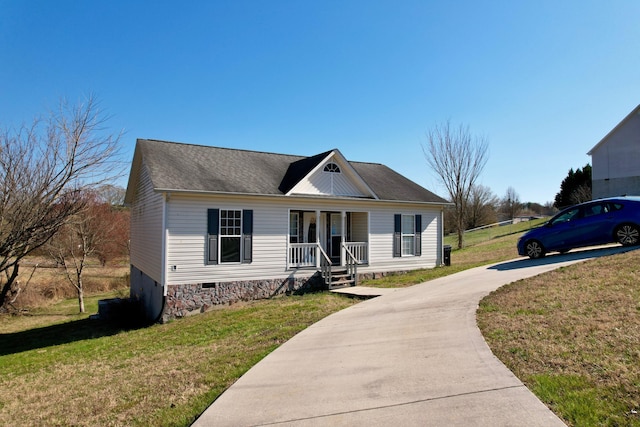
[220,210,242,263]
[401,215,415,256]
[207,209,253,264]
[393,214,422,257]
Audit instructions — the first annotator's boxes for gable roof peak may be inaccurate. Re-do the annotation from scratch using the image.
[587,104,640,155]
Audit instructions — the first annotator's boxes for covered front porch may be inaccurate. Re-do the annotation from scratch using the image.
[287,210,369,270]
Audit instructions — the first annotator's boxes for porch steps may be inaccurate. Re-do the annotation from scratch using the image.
[327,268,355,289]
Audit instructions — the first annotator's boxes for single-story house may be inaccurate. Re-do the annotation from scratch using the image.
[125,139,449,322]
[588,104,640,199]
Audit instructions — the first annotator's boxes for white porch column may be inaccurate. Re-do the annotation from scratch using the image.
[315,209,321,268]
[341,210,346,265]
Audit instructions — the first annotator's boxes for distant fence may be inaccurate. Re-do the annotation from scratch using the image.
[445,216,548,248]
[464,216,542,234]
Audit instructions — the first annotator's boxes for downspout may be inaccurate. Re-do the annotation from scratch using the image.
[440,207,445,266]
[150,192,169,324]
[161,192,169,297]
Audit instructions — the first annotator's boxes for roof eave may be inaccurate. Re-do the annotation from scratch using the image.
[151,187,449,205]
[124,141,144,205]
[587,104,640,155]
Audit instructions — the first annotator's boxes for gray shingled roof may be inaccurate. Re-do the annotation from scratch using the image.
[128,139,448,204]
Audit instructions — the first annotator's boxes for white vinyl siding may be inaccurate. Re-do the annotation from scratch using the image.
[368,208,440,270]
[163,193,442,285]
[591,112,640,181]
[289,156,373,198]
[295,168,366,196]
[165,197,287,284]
[590,108,640,198]
[350,212,368,242]
[129,164,164,283]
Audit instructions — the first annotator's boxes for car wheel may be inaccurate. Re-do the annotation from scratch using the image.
[525,240,546,259]
[615,224,640,246]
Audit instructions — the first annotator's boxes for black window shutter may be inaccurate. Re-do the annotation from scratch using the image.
[415,214,422,256]
[393,214,401,257]
[207,209,219,264]
[297,212,303,243]
[242,210,253,263]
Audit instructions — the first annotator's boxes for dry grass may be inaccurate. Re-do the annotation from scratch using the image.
[478,249,640,426]
[9,257,129,310]
[4,226,639,426]
[0,293,359,426]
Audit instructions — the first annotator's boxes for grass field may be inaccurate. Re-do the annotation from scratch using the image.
[478,250,640,426]
[0,293,358,426]
[8,257,130,312]
[361,218,547,288]
[2,219,639,426]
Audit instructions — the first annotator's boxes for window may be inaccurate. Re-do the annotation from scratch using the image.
[552,207,581,225]
[584,203,607,217]
[401,215,415,256]
[289,212,299,243]
[609,203,623,212]
[207,209,253,264]
[393,214,422,257]
[323,162,341,173]
[220,210,242,263]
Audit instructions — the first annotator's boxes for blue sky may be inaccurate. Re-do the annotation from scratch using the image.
[1,1,639,204]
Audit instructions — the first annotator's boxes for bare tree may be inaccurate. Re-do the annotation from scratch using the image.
[467,184,499,229]
[570,184,592,205]
[501,186,522,220]
[96,184,126,206]
[94,204,130,266]
[0,96,123,311]
[423,121,489,249]
[47,192,116,313]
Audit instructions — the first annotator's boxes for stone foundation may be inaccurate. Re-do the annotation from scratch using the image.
[357,269,413,281]
[162,273,323,322]
[160,269,416,322]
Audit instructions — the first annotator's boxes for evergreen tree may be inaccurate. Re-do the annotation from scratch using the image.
[554,164,592,208]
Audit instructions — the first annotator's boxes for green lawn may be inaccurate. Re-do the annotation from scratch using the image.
[3,217,638,426]
[478,250,640,426]
[362,218,547,288]
[0,293,358,426]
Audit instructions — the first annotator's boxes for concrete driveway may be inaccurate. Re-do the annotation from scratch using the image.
[193,246,634,426]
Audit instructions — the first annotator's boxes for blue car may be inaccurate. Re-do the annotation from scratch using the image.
[518,196,640,259]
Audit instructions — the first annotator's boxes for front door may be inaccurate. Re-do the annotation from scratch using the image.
[328,213,342,264]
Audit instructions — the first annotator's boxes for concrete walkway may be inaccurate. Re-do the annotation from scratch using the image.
[193,246,633,426]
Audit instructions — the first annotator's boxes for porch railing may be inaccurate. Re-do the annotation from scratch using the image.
[319,245,332,286]
[288,242,368,269]
[344,242,368,264]
[288,243,317,268]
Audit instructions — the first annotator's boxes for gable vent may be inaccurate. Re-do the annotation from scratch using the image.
[323,163,341,173]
